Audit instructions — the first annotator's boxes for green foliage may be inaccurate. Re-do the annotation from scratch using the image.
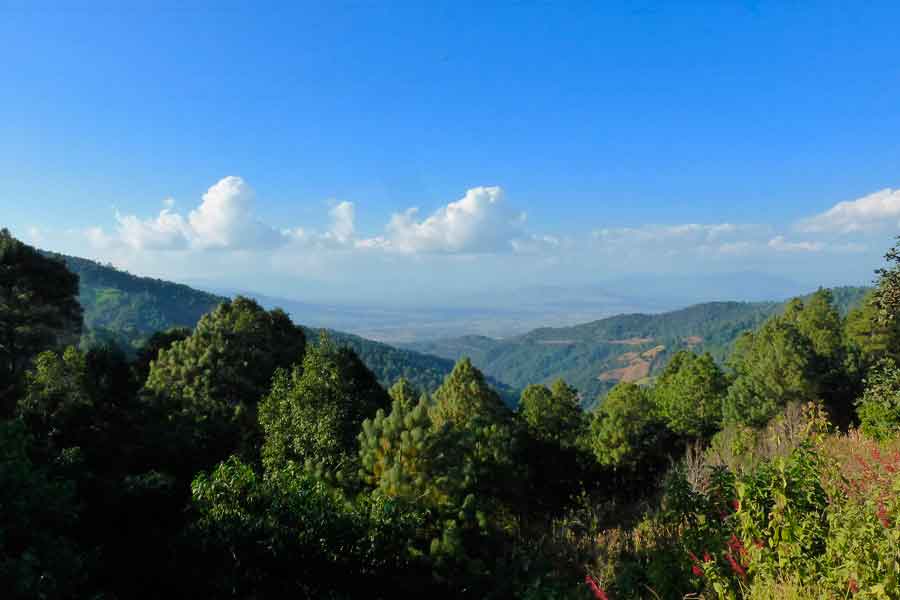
[53,252,224,351]
[784,289,844,361]
[0,420,84,599]
[388,377,421,412]
[188,456,430,598]
[654,351,727,437]
[358,358,530,594]
[18,348,93,454]
[131,326,192,386]
[359,397,439,501]
[146,296,305,409]
[846,290,900,368]
[409,288,869,405]
[430,357,510,429]
[145,296,306,467]
[724,317,820,427]
[259,336,389,473]
[0,230,82,404]
[590,382,668,469]
[519,378,587,447]
[856,358,900,440]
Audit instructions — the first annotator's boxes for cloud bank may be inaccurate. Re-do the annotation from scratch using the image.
[75,176,897,299]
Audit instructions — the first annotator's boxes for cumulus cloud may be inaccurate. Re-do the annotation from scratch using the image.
[115,208,191,250]
[767,236,824,253]
[89,180,538,258]
[92,176,285,251]
[328,201,355,244]
[798,188,900,233]
[382,186,526,253]
[188,176,283,249]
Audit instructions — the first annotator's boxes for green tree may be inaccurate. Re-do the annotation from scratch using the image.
[359,396,449,504]
[388,377,421,412]
[785,289,844,360]
[0,229,82,406]
[653,351,727,438]
[17,348,93,457]
[518,378,586,447]
[590,382,666,469]
[723,316,820,427]
[872,236,900,322]
[429,357,510,429]
[784,289,858,424]
[259,336,390,473]
[845,290,900,367]
[359,358,526,590]
[856,358,900,440]
[131,327,191,387]
[144,296,306,466]
[145,296,305,409]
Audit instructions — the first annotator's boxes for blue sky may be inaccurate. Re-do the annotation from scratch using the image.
[3,1,900,304]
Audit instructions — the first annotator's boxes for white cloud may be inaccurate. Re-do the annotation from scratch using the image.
[91,180,536,257]
[115,208,191,250]
[92,176,285,251]
[593,223,766,250]
[383,186,526,253]
[188,176,283,249]
[510,234,563,254]
[328,201,355,244]
[798,188,900,233]
[767,236,824,253]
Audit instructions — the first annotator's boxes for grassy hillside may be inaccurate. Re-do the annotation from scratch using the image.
[47,252,486,397]
[406,287,869,406]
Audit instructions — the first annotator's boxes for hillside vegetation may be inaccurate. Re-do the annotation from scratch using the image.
[5,227,900,600]
[408,288,869,405]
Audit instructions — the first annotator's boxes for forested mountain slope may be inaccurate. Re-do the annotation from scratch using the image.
[46,252,487,397]
[406,287,869,404]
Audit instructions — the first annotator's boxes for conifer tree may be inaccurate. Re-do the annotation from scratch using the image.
[653,350,727,438]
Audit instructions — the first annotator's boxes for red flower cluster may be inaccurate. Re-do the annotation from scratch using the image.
[725,535,748,579]
[585,574,609,600]
[725,552,747,579]
[877,502,891,528]
[848,578,859,594]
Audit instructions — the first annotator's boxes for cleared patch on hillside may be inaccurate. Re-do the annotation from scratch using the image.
[607,337,654,346]
[599,344,667,383]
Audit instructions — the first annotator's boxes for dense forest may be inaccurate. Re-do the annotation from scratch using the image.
[407,287,869,405]
[3,226,900,599]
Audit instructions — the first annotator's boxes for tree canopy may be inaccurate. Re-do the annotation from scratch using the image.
[0,230,82,406]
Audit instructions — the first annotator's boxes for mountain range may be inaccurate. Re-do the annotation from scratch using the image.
[50,250,868,408]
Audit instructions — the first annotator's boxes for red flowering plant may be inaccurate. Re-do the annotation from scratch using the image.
[817,431,900,596]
